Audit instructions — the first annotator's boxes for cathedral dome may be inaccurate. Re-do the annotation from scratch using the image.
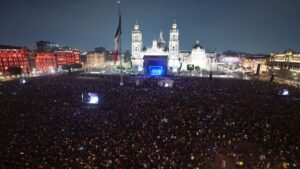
[193,40,203,49]
[284,49,295,55]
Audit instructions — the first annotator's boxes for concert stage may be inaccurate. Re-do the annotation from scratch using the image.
[143,55,168,76]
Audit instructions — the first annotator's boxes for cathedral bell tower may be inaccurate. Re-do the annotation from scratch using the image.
[169,21,179,55]
[131,22,143,58]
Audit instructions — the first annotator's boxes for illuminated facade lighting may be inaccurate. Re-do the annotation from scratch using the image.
[0,46,29,74]
[270,49,300,70]
[35,50,80,71]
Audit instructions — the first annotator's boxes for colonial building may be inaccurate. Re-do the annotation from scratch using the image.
[269,49,300,71]
[35,49,80,72]
[54,49,80,66]
[83,52,106,70]
[35,52,57,72]
[131,21,217,75]
[217,53,268,74]
[241,56,268,74]
[0,45,29,74]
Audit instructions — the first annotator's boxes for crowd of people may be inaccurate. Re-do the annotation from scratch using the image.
[0,74,299,168]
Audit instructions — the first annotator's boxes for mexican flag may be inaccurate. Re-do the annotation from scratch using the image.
[114,15,121,64]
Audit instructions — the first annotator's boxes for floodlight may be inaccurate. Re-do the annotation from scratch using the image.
[88,93,99,104]
[282,89,289,96]
[20,78,26,84]
[82,92,99,105]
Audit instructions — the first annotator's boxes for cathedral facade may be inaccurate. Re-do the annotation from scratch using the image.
[131,21,217,73]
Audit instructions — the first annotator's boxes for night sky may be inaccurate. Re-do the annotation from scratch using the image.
[0,0,300,54]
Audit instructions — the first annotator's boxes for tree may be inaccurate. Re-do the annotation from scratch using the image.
[195,66,200,72]
[61,65,70,71]
[187,64,194,72]
[124,50,134,68]
[117,66,125,70]
[8,67,22,75]
[124,50,131,63]
[70,63,83,69]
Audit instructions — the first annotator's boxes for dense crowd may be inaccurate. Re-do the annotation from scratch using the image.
[0,74,299,169]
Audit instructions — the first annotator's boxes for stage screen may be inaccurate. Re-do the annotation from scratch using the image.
[82,92,99,105]
[144,55,168,76]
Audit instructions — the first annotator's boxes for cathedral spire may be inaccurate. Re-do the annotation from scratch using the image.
[158,29,165,50]
[159,29,165,43]
[169,20,179,54]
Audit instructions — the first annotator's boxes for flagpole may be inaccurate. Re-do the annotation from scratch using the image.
[118,0,124,86]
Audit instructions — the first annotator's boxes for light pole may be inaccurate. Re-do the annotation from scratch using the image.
[209,56,214,80]
[200,67,203,77]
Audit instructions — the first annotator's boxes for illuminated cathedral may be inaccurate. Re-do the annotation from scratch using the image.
[131,21,217,75]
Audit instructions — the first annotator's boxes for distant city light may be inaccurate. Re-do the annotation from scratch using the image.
[90,71,101,74]
[218,56,241,63]
[49,67,56,74]
[236,161,244,166]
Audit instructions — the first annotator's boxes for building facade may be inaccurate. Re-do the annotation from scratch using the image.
[35,52,57,72]
[241,57,268,74]
[0,45,29,74]
[55,50,80,66]
[83,52,106,70]
[131,21,217,73]
[35,49,80,72]
[269,49,300,71]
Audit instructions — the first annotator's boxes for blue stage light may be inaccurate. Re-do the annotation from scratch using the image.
[144,55,168,76]
[149,66,163,76]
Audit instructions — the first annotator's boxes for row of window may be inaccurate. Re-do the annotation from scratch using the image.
[0,51,26,53]
[0,62,28,65]
[0,58,28,61]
